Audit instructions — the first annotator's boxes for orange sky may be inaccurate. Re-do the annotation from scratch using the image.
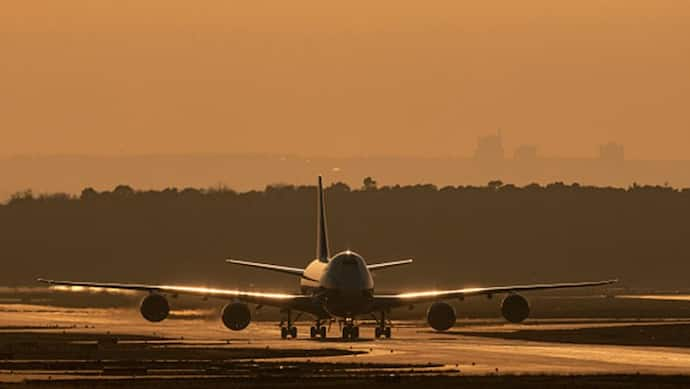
[1,0,689,159]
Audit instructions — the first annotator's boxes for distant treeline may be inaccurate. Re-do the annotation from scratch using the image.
[1,180,688,290]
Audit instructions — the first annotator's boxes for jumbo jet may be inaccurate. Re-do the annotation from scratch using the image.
[38,177,616,339]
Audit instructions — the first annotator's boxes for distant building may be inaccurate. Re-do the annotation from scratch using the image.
[599,142,625,161]
[474,130,504,161]
[514,145,538,161]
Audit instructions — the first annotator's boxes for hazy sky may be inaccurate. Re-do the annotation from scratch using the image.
[1,1,689,159]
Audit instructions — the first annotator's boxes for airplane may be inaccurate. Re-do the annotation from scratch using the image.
[38,177,617,340]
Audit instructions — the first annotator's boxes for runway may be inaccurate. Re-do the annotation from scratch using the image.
[1,304,690,385]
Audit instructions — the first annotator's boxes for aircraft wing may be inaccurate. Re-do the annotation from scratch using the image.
[36,278,314,310]
[373,279,618,309]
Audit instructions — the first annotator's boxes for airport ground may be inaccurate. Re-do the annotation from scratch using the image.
[1,300,690,388]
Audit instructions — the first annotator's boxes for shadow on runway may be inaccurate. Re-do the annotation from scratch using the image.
[441,322,690,348]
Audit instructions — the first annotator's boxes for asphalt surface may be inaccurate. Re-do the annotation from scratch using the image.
[1,304,690,383]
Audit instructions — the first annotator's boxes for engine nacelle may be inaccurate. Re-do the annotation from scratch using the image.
[501,294,530,323]
[140,294,170,322]
[426,302,456,331]
[222,303,251,331]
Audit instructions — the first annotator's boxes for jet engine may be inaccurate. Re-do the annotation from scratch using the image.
[139,294,170,322]
[501,294,530,323]
[426,302,456,331]
[221,302,251,331]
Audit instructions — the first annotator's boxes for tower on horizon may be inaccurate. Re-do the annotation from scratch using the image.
[474,129,504,162]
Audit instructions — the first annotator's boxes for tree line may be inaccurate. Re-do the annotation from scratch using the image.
[1,179,688,290]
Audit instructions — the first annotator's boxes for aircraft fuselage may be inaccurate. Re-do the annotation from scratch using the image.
[301,250,375,317]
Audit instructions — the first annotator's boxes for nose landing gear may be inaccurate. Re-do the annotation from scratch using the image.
[374,326,391,338]
[281,326,297,339]
[341,318,360,340]
[342,324,359,339]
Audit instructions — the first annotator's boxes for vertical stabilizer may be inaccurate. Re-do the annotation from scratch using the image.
[316,176,330,262]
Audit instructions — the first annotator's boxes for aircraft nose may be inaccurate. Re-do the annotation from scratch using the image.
[321,251,374,291]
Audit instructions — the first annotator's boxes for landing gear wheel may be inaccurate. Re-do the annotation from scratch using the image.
[376,311,392,339]
[319,326,327,339]
[342,325,359,340]
[289,326,297,338]
[281,327,288,339]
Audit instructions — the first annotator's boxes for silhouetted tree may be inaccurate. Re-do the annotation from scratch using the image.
[487,180,504,191]
[8,189,33,204]
[362,177,377,191]
[80,187,99,201]
[329,182,351,192]
[113,185,135,198]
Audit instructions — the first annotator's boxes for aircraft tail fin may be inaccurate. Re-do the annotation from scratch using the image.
[316,176,330,263]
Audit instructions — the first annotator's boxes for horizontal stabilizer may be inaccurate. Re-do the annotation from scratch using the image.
[226,259,309,278]
[367,258,414,271]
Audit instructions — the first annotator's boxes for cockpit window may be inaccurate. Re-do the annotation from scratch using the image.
[342,256,357,265]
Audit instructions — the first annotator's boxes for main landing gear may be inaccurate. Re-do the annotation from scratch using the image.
[374,311,392,339]
[310,319,327,339]
[280,310,298,339]
[341,318,360,340]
